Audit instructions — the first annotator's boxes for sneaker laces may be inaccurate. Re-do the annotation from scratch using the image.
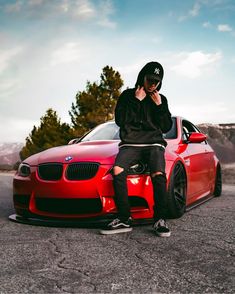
[154,219,167,228]
[109,218,121,226]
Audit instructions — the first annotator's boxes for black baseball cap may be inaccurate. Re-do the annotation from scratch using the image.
[135,61,164,90]
[144,62,164,82]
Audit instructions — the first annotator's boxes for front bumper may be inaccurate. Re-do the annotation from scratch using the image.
[13,163,154,221]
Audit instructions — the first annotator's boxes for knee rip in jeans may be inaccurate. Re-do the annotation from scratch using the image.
[113,166,124,176]
[151,171,164,178]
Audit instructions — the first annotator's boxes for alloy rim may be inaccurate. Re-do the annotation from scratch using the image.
[173,163,186,210]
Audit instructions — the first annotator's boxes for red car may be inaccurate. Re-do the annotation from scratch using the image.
[10,116,222,226]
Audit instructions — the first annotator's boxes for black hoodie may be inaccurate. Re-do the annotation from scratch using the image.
[115,62,172,147]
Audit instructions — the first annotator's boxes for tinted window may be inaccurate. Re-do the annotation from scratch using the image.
[163,117,177,139]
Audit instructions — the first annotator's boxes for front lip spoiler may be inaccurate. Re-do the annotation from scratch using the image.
[9,214,153,227]
[8,214,115,228]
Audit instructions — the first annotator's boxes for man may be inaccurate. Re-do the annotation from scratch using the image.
[100,61,173,237]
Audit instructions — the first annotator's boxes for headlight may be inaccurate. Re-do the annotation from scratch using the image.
[128,162,148,175]
[18,163,31,177]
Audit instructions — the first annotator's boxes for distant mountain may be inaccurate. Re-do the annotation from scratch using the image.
[197,123,235,163]
[0,143,23,170]
[0,123,234,170]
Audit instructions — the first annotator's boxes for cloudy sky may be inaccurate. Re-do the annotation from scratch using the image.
[0,0,235,143]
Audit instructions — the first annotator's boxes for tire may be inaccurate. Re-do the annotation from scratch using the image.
[167,162,187,218]
[214,164,222,197]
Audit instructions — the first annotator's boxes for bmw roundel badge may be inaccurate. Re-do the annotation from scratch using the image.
[65,156,73,162]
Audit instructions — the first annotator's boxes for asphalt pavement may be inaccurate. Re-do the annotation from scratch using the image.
[0,172,234,294]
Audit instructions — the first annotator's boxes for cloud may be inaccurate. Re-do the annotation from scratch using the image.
[189,2,200,17]
[50,42,84,66]
[202,21,212,28]
[0,117,39,143]
[217,24,232,32]
[0,78,20,97]
[170,51,222,79]
[178,0,235,23]
[3,0,117,28]
[0,47,23,75]
[96,0,116,28]
[4,0,23,13]
[28,0,44,6]
[70,0,96,20]
[172,101,228,124]
[203,22,234,34]
[117,62,143,75]
[178,1,201,22]
[231,57,235,63]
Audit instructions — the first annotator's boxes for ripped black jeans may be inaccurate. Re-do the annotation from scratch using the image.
[112,146,168,221]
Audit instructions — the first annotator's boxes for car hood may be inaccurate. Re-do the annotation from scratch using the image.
[25,141,120,166]
[24,140,176,166]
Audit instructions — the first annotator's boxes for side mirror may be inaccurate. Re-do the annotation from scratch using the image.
[188,132,207,143]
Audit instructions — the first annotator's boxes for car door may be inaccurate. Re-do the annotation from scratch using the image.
[181,120,211,200]
[200,135,216,190]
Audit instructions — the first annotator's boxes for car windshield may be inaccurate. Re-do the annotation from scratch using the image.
[81,123,120,142]
[81,118,177,142]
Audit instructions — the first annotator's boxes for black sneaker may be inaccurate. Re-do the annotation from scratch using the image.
[100,217,133,235]
[153,219,171,237]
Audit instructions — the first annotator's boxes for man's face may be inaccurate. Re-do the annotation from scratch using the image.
[143,75,160,93]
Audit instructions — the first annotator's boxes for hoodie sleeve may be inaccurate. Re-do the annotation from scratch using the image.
[115,89,141,127]
[152,94,173,133]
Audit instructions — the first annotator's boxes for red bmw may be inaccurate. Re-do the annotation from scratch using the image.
[10,116,222,225]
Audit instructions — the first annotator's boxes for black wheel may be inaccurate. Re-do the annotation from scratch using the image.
[167,162,187,218]
[214,164,222,197]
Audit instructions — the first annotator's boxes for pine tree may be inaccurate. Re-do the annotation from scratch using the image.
[69,66,123,137]
[20,108,73,160]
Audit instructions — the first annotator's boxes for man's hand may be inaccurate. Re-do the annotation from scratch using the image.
[135,86,146,101]
[150,90,162,105]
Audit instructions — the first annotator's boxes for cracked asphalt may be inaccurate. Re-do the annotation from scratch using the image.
[0,173,234,294]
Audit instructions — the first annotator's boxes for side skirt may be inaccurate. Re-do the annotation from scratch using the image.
[186,194,214,212]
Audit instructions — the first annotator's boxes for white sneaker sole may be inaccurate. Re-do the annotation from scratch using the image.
[155,231,171,237]
[100,227,133,235]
